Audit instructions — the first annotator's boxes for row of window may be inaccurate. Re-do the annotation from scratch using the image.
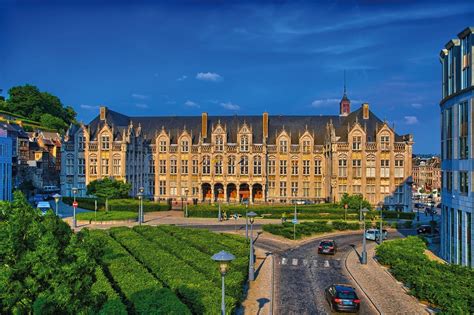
[442,101,470,160]
[443,206,472,266]
[443,170,470,195]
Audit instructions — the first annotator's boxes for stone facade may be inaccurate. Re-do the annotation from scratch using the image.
[412,156,441,193]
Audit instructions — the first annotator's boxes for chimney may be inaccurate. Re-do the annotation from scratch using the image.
[262,112,269,140]
[100,106,107,121]
[362,103,369,120]
[201,112,208,139]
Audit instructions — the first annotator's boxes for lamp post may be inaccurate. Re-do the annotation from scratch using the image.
[247,211,257,281]
[379,207,383,244]
[137,187,144,225]
[211,250,236,315]
[245,203,249,240]
[72,187,78,228]
[218,187,223,222]
[361,208,369,264]
[344,203,348,222]
[292,188,297,240]
[52,193,61,216]
[184,188,189,218]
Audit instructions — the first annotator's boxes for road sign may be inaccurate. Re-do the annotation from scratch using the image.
[72,201,78,208]
[291,218,298,224]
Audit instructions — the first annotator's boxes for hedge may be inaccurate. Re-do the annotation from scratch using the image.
[89,230,190,314]
[91,267,128,315]
[262,220,360,239]
[376,237,474,313]
[63,197,170,212]
[76,211,137,221]
[109,227,234,315]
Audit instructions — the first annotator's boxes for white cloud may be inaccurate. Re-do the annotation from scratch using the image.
[404,116,419,125]
[196,72,223,82]
[220,102,240,111]
[310,98,340,108]
[80,104,99,110]
[132,93,149,100]
[177,75,188,81]
[135,103,149,109]
[184,100,199,108]
[411,103,423,108]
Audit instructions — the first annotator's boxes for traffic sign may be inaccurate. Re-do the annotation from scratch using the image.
[72,201,78,208]
[291,218,298,224]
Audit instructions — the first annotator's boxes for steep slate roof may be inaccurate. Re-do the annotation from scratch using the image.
[86,106,406,145]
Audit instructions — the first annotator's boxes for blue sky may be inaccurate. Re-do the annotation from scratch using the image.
[1,0,473,153]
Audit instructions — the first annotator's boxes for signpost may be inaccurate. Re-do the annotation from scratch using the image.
[72,201,78,229]
[292,218,298,240]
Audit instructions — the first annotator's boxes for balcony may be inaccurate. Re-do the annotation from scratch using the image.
[227,144,237,153]
[290,145,299,153]
[253,144,263,153]
[191,145,199,153]
[267,145,277,153]
[366,142,377,151]
[112,144,122,151]
[314,145,324,152]
[337,143,349,150]
[169,145,178,153]
[394,143,405,152]
[88,143,98,151]
[201,144,212,153]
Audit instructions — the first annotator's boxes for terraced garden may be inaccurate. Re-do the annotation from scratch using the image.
[89,226,249,314]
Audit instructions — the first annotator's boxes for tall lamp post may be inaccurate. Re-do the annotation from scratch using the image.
[379,207,384,244]
[218,188,223,222]
[292,188,297,240]
[184,188,189,218]
[72,187,78,228]
[211,250,236,315]
[137,187,144,225]
[245,203,249,240]
[53,193,61,216]
[247,211,257,281]
[361,208,369,264]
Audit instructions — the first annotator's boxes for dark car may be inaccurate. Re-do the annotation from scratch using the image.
[417,225,432,234]
[325,284,360,313]
[318,240,337,255]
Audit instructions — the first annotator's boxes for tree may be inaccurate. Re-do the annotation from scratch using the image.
[86,178,132,211]
[0,192,103,313]
[339,193,372,211]
[40,113,68,132]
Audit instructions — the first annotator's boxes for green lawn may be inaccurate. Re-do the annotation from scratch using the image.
[262,220,361,239]
[76,211,137,221]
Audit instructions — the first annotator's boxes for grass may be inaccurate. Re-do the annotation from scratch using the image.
[76,211,137,221]
[262,220,360,239]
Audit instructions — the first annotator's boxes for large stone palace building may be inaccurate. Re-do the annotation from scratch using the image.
[61,93,414,210]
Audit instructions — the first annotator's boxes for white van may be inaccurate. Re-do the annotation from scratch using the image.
[365,229,388,241]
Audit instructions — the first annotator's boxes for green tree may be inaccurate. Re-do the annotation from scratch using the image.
[339,193,372,210]
[86,178,132,211]
[0,192,103,313]
[40,113,68,132]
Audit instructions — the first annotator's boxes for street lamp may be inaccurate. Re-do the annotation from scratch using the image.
[137,187,144,225]
[245,203,249,240]
[379,207,383,245]
[52,193,61,216]
[361,208,369,264]
[218,187,223,222]
[292,188,297,240]
[247,211,257,281]
[184,188,189,218]
[72,187,78,228]
[211,250,236,315]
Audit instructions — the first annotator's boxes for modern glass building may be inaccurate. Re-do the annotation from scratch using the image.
[0,129,12,201]
[439,27,473,267]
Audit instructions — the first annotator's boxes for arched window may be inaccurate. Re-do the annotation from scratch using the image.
[240,156,248,175]
[113,154,121,175]
[228,156,235,175]
[215,155,223,175]
[253,155,262,175]
[338,155,347,177]
[101,133,110,150]
[240,135,249,152]
[291,158,298,175]
[202,155,210,174]
[89,154,97,175]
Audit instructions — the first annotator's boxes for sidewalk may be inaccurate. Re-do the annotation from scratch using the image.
[345,241,430,314]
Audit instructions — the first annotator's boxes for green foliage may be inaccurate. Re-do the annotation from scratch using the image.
[40,113,68,132]
[86,178,132,204]
[76,211,138,221]
[91,267,128,314]
[339,193,372,210]
[262,220,360,239]
[62,197,170,212]
[376,237,474,313]
[0,192,103,313]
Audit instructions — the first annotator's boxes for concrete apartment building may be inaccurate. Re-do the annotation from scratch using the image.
[62,91,414,210]
[439,27,473,267]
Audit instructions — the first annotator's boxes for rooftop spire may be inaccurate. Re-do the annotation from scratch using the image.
[343,69,347,95]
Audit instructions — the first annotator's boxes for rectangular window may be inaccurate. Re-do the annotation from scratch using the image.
[202,158,210,175]
[366,159,375,177]
[380,160,390,178]
[459,171,469,195]
[303,181,309,197]
[338,159,347,177]
[159,160,166,174]
[279,181,287,197]
[458,210,462,264]
[314,159,322,175]
[280,160,287,175]
[352,136,361,150]
[367,185,376,203]
[268,160,276,175]
[381,136,390,150]
[159,180,166,195]
[101,135,110,150]
[159,140,167,152]
[446,108,453,160]
[78,158,85,176]
[101,159,109,175]
[170,159,177,174]
[279,140,287,153]
[181,140,189,152]
[315,181,322,198]
[215,158,223,175]
[395,160,404,178]
[467,212,472,267]
[291,181,298,197]
[303,160,310,175]
[352,159,361,178]
[227,157,235,175]
[291,160,298,175]
[215,136,224,152]
[447,171,453,192]
[113,158,121,175]
[303,140,311,153]
[268,181,275,196]
[192,159,199,175]
[352,185,361,194]
[459,102,469,159]
[240,157,248,175]
[181,160,188,174]
[90,157,97,175]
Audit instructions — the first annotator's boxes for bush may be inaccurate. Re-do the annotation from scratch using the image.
[91,267,128,314]
[76,211,138,221]
[262,220,360,239]
[403,220,413,228]
[63,197,170,212]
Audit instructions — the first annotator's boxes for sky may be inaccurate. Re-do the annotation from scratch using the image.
[1,0,473,154]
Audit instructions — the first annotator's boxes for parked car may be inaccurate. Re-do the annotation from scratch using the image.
[365,229,388,241]
[318,240,337,255]
[325,284,360,313]
[417,225,433,234]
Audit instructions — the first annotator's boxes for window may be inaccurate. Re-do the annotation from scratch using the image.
[268,181,275,195]
[303,160,310,175]
[352,185,361,194]
[315,181,322,198]
[181,160,188,174]
[101,133,110,150]
[240,156,249,175]
[338,185,347,199]
[447,171,453,192]
[66,154,74,175]
[101,158,109,175]
[192,158,199,175]
[159,180,166,195]
[279,181,287,197]
[395,159,404,178]
[291,182,298,197]
[78,135,85,150]
[445,108,453,160]
[338,156,347,177]
[380,160,390,178]
[202,156,210,174]
[367,184,376,203]
[380,135,390,150]
[314,159,322,175]
[268,159,276,175]
[215,156,223,175]
[215,135,224,152]
[303,182,309,197]
[159,160,166,174]
[78,158,85,175]
[461,35,471,89]
[170,182,177,196]
[291,160,298,175]
[253,156,262,175]
[302,139,311,153]
[181,139,189,152]
[366,156,375,177]
[159,140,167,152]
[149,157,155,174]
[380,185,390,195]
[240,135,249,152]
[352,135,361,150]
[228,156,235,175]
[113,155,121,175]
[170,158,177,174]
[279,160,287,175]
[89,155,97,175]
[460,171,469,195]
[459,102,469,159]
[279,139,288,153]
[352,159,361,178]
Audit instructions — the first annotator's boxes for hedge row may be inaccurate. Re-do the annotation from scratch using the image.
[77,211,137,221]
[91,267,128,315]
[109,227,234,315]
[134,226,246,300]
[262,220,360,239]
[89,230,190,314]
[376,237,474,313]
[63,197,170,212]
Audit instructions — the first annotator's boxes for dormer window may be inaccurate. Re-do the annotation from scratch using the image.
[302,139,311,153]
[101,133,110,150]
[216,135,224,152]
[240,135,249,152]
[279,139,287,153]
[78,134,85,150]
[381,135,390,150]
[181,139,189,152]
[159,139,167,153]
[352,135,361,150]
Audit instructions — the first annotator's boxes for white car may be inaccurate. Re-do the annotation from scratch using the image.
[365,229,388,241]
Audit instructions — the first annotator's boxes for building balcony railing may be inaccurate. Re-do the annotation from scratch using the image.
[366,142,377,151]
[267,145,277,153]
[169,145,178,153]
[201,144,212,153]
[112,144,122,151]
[394,143,405,151]
[290,145,299,153]
[227,144,237,153]
[253,144,263,153]
[314,145,324,152]
[192,145,199,153]
[337,143,349,150]
[88,143,98,151]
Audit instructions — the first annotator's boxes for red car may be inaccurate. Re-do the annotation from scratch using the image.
[318,240,337,255]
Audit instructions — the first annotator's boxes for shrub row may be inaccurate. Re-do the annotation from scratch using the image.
[109,227,234,315]
[63,197,170,212]
[77,211,137,222]
[91,267,128,315]
[189,203,340,211]
[89,230,190,314]
[262,220,360,239]
[376,237,474,313]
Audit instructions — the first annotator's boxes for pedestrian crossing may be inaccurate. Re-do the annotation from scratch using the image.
[279,256,342,268]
